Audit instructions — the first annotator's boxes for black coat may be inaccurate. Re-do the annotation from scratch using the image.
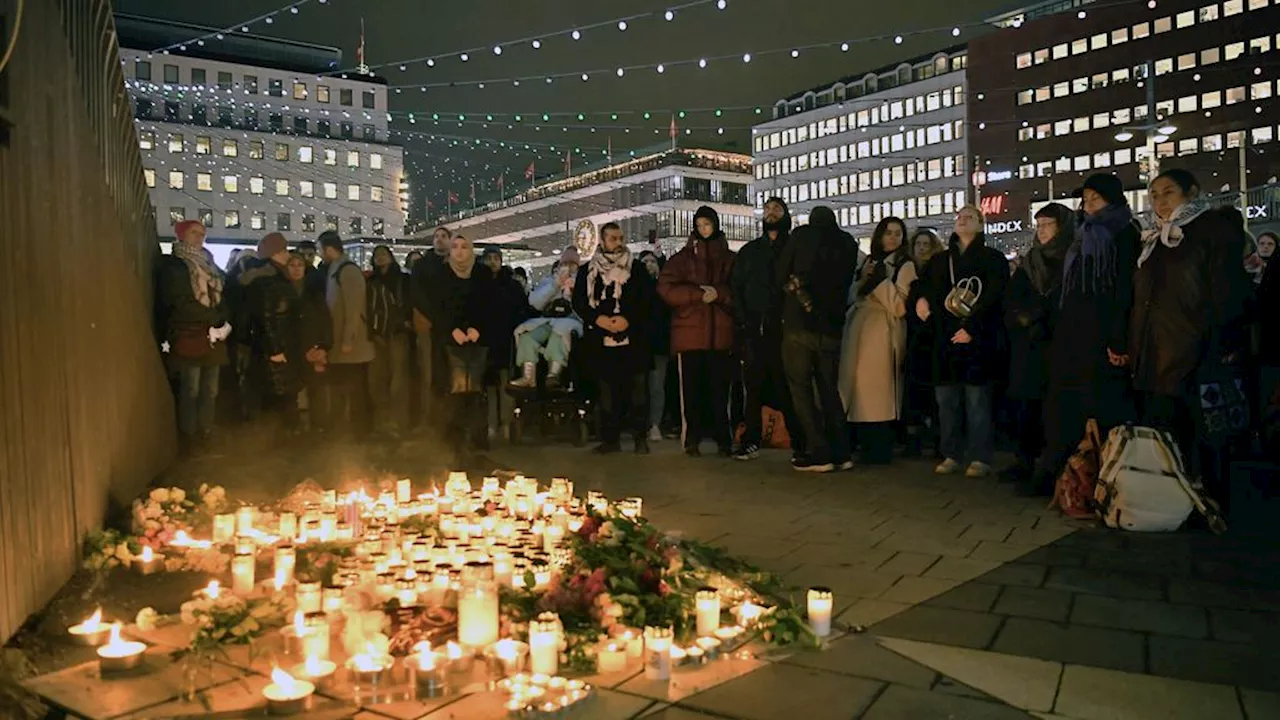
[246,261,302,395]
[1260,256,1280,367]
[905,277,936,387]
[778,223,857,338]
[410,253,447,325]
[731,230,790,340]
[919,235,1009,385]
[1005,239,1069,400]
[1130,209,1251,396]
[487,267,535,370]
[367,265,411,338]
[433,263,497,348]
[293,280,333,357]
[156,254,230,369]
[573,261,656,379]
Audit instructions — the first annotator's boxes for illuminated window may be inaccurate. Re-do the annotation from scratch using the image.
[1133,22,1150,39]
[1093,112,1110,128]
[1016,52,1032,68]
[224,211,240,229]
[298,146,313,164]
[300,180,314,197]
[317,85,330,103]
[168,133,183,152]
[1251,36,1272,53]
[1252,81,1274,99]
[293,81,307,100]
[1093,152,1111,168]
[1178,138,1199,156]
[249,141,264,159]
[1033,48,1049,64]
[324,149,337,166]
[250,177,264,195]
[195,136,211,155]
[222,139,237,157]
[1247,0,1266,9]
[323,182,337,199]
[1226,42,1245,60]
[1072,77,1089,94]
[1155,58,1174,75]
[1071,39,1087,55]
[348,184,361,201]
[168,170,184,189]
[251,212,266,231]
[1224,0,1243,16]
[1035,86,1050,102]
[1052,44,1067,60]
[169,208,185,225]
[144,168,155,187]
[138,131,155,150]
[197,172,212,191]
[1112,28,1129,44]
[1052,81,1068,98]
[1226,86,1247,104]
[1055,119,1071,136]
[1204,134,1223,151]
[1153,16,1172,33]
[371,186,383,202]
[1176,11,1195,27]
[1073,117,1090,133]
[1253,126,1275,144]
[370,153,383,170]
[275,179,289,196]
[275,143,289,161]
[1090,33,1107,50]
[1113,67,1131,83]
[347,151,360,168]
[1178,96,1197,113]
[223,175,238,192]
[1202,47,1221,64]
[302,215,316,232]
[1113,107,1132,125]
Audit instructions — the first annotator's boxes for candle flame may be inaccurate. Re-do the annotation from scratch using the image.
[495,638,518,661]
[445,640,463,660]
[205,580,220,598]
[105,622,124,647]
[303,655,328,675]
[293,611,305,635]
[78,608,104,631]
[139,546,154,562]
[270,666,304,694]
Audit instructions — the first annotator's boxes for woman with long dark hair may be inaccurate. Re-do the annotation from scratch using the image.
[839,216,917,464]
[903,229,945,456]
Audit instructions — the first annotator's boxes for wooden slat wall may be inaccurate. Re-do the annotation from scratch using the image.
[0,0,176,643]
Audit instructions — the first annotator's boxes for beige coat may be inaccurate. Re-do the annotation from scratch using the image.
[839,259,917,422]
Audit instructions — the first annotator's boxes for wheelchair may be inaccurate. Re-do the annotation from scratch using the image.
[503,340,595,446]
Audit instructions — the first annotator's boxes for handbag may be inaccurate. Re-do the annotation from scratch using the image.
[1195,345,1249,447]
[1050,418,1102,520]
[943,254,982,319]
[170,322,212,360]
[446,343,489,394]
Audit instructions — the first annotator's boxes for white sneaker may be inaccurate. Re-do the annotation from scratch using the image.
[648,426,662,442]
[965,461,993,478]
[935,458,961,475]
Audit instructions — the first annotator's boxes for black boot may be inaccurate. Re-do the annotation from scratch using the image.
[904,430,923,458]
[634,436,650,455]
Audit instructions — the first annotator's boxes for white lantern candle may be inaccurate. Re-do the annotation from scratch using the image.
[528,617,560,676]
[396,478,412,505]
[231,551,255,596]
[457,572,499,649]
[318,514,337,542]
[597,642,626,673]
[643,626,672,680]
[542,524,565,553]
[235,505,257,534]
[695,588,721,637]
[278,512,298,541]
[621,630,643,659]
[273,545,296,589]
[212,513,236,543]
[301,613,330,661]
[296,582,322,614]
[807,587,834,637]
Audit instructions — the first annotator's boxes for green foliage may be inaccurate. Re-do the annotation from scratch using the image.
[294,541,356,586]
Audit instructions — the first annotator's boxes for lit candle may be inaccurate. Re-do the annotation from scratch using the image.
[486,638,528,677]
[273,545,296,589]
[396,478,412,505]
[542,524,565,553]
[695,587,721,637]
[68,608,109,646]
[695,636,722,656]
[643,626,672,680]
[620,497,643,519]
[457,581,499,649]
[597,642,626,673]
[236,505,257,534]
[301,613,330,661]
[134,545,161,575]
[532,562,551,590]
[322,586,343,615]
[278,512,298,541]
[411,642,447,697]
[212,513,235,543]
[202,580,221,599]
[492,552,514,586]
[528,616,560,676]
[291,654,336,690]
[296,582,322,614]
[318,513,337,542]
[736,601,765,627]
[621,629,643,658]
[97,623,146,672]
[263,666,315,715]
[231,549,255,596]
[807,587,833,637]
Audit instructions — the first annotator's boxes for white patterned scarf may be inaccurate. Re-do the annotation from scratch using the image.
[586,246,633,309]
[1137,198,1210,268]
[172,242,224,308]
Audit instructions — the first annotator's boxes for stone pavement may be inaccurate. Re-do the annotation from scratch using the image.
[153,435,1280,719]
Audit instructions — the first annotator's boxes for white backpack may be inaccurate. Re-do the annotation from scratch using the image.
[1094,425,1226,534]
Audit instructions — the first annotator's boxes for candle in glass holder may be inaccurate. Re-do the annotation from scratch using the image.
[531,561,552,590]
[97,623,146,672]
[485,638,528,677]
[235,505,257,534]
[492,552,514,586]
[807,587,833,637]
[528,616,560,676]
[457,563,499,648]
[643,626,672,680]
[318,514,336,542]
[621,629,643,659]
[232,549,255,596]
[736,601,765,627]
[212,513,236,543]
[296,582,322,614]
[302,613,330,661]
[291,654,336,691]
[273,545,296,589]
[411,642,447,697]
[542,524,565,553]
[695,587,720,637]
[278,512,298,541]
[396,478,412,505]
[263,666,315,716]
[323,586,343,615]
[133,545,161,575]
[597,641,626,673]
[619,497,643,519]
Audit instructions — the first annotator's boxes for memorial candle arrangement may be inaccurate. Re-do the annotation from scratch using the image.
[97,623,146,672]
[263,666,314,716]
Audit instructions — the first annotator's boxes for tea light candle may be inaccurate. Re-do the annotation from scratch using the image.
[296,582,322,614]
[713,625,743,641]
[273,545,296,589]
[542,524,565,553]
[278,512,298,541]
[97,623,146,672]
[317,514,336,542]
[212,513,236,543]
[619,497,643,519]
[202,580,221,599]
[68,608,109,646]
[695,636,722,657]
[263,666,314,716]
[485,638,528,677]
[597,642,626,673]
[133,545,161,575]
[322,586,343,615]
[457,585,499,648]
[528,617,560,676]
[410,642,447,697]
[236,505,256,534]
[643,626,672,680]
[695,587,720,637]
[736,601,765,627]
[807,587,834,637]
[346,645,395,688]
[231,550,255,596]
[291,654,336,691]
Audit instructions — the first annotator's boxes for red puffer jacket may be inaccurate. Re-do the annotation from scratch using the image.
[658,233,736,353]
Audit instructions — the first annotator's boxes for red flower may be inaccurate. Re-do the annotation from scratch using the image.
[576,516,601,541]
[659,580,672,597]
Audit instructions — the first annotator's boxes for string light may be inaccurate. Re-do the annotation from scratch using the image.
[571,30,582,40]
[665,10,675,20]
[151,0,319,53]
[618,21,628,30]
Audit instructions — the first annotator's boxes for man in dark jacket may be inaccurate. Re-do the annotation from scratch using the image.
[731,197,804,461]
[410,226,452,428]
[244,232,303,430]
[778,206,857,472]
[481,246,533,437]
[368,245,412,434]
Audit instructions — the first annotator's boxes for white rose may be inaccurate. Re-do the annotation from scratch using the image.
[170,488,186,503]
[135,607,159,632]
[149,488,171,504]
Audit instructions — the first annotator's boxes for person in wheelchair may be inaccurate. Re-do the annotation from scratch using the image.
[509,247,583,390]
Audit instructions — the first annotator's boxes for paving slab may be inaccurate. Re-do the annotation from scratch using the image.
[878,575,960,604]
[992,586,1073,623]
[876,551,942,577]
[836,599,912,628]
[1207,607,1280,645]
[1147,635,1280,691]
[924,582,1003,612]
[116,674,357,719]
[981,562,1049,589]
[969,541,1042,564]
[923,556,1004,582]
[1042,566,1165,601]
[991,618,1146,673]
[1069,594,1209,639]
[1054,664,1242,720]
[1240,688,1280,720]
[617,653,767,703]
[861,684,1035,719]
[871,605,1005,649]
[780,634,937,688]
[879,638,1062,712]
[678,662,883,720]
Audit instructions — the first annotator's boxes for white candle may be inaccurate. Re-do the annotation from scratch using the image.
[597,642,626,673]
[296,582,322,614]
[301,614,330,661]
[528,617,559,676]
[278,512,298,541]
[807,587,833,637]
[643,626,672,680]
[231,552,255,596]
[457,585,499,648]
[542,524,565,553]
[274,545,296,589]
[736,601,765,627]
[622,630,643,659]
[212,513,236,543]
[695,588,720,637]
[235,505,256,534]
[396,478,412,505]
[263,666,315,712]
[318,514,336,542]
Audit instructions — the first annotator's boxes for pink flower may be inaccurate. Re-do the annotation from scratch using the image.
[658,580,672,597]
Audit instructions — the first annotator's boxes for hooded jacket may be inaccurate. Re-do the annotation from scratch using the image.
[658,207,736,354]
[1004,206,1072,399]
[731,201,792,341]
[777,212,857,338]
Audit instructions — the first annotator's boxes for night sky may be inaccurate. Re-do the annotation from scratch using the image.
[116,0,1019,222]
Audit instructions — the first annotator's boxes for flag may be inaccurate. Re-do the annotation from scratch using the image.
[669,114,678,140]
[470,180,476,202]
[357,18,366,69]
[447,190,459,204]
[496,173,505,190]
[564,149,571,177]
[524,161,535,180]
[607,136,613,166]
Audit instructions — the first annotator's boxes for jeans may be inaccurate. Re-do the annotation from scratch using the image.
[935,384,994,465]
[369,334,411,430]
[178,365,220,438]
[781,330,848,463]
[600,372,649,444]
[516,324,571,366]
[649,355,669,429]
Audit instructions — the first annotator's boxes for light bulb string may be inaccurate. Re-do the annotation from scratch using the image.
[151,0,323,54]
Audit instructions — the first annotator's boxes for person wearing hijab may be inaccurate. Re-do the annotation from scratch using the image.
[435,235,497,464]
[573,223,657,454]
[658,206,736,457]
[1002,202,1072,486]
[838,216,917,465]
[159,220,231,453]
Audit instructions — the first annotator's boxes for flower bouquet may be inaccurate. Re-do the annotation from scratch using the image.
[173,588,292,703]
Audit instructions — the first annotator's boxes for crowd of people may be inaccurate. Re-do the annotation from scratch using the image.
[157,166,1278,511]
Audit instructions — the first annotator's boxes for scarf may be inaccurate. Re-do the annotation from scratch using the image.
[586,246,633,309]
[172,242,223,308]
[1023,226,1072,296]
[1061,202,1132,304]
[1137,198,1210,268]
[449,240,475,279]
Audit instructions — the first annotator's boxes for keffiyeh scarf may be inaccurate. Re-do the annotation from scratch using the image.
[172,242,224,308]
[1137,198,1210,268]
[586,246,633,309]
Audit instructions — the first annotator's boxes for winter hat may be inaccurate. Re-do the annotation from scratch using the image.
[1072,173,1127,207]
[693,205,721,233]
[174,220,203,241]
[257,232,288,259]
[559,246,581,266]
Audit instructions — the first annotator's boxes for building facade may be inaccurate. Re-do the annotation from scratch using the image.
[415,148,756,272]
[118,15,408,251]
[751,47,971,246]
[968,0,1280,251]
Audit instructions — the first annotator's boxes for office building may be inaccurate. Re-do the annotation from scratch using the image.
[117,14,408,261]
[751,46,970,246]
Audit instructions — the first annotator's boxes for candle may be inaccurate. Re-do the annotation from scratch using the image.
[643,626,672,680]
[532,562,552,590]
[301,613,330,661]
[323,586,343,615]
[713,625,743,641]
[597,642,626,673]
[736,601,765,627]
[346,643,395,688]
[231,550,255,596]
[97,623,146,672]
[542,524,565,553]
[291,654,336,690]
[807,587,833,637]
[621,630,643,659]
[236,505,257,534]
[619,497,643,519]
[411,642,447,697]
[396,478,412,505]
[492,552,514,586]
[202,580,221,599]
[274,545,296,589]
[485,638,528,677]
[68,608,109,646]
[695,587,721,637]
[457,576,499,649]
[278,512,298,541]
[296,582,322,614]
[528,617,560,676]
[263,666,315,716]
[133,545,161,575]
[212,513,235,543]
[318,513,336,542]
[169,529,212,549]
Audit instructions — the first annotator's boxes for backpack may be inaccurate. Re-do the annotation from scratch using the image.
[1094,425,1227,534]
[1050,419,1102,520]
